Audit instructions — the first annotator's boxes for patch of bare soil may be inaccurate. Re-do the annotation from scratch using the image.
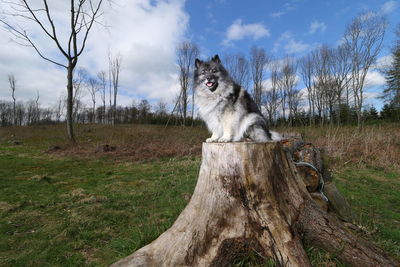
[48,125,207,161]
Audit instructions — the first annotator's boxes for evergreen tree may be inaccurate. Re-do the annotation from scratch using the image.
[383,24,400,107]
[380,103,400,121]
[369,106,379,120]
[364,106,379,121]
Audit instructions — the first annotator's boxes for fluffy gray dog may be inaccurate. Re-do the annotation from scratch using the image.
[194,55,281,143]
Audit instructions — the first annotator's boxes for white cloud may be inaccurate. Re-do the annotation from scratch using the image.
[381,1,398,14]
[269,1,298,19]
[309,20,327,34]
[273,32,310,54]
[373,55,393,69]
[262,78,272,91]
[365,70,386,88]
[0,37,66,106]
[270,12,285,18]
[364,92,381,99]
[0,0,188,108]
[335,36,346,47]
[223,19,270,45]
[284,39,310,54]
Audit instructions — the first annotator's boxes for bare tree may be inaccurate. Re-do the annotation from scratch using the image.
[109,52,122,125]
[72,68,86,122]
[86,77,99,123]
[176,42,199,126]
[166,89,183,127]
[155,99,168,117]
[108,57,113,124]
[15,102,25,126]
[299,54,316,126]
[97,71,107,124]
[279,56,298,126]
[26,100,35,125]
[312,45,335,125]
[30,90,40,124]
[250,46,269,109]
[54,94,66,123]
[138,99,151,123]
[331,43,352,125]
[344,12,387,128]
[8,73,17,125]
[0,0,106,142]
[290,89,304,119]
[223,53,250,90]
[262,60,280,125]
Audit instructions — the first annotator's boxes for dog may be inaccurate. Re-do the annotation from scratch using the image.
[194,54,281,143]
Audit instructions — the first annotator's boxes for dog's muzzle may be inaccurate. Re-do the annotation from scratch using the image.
[205,80,218,92]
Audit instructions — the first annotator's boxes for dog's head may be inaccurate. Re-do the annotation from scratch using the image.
[194,55,228,92]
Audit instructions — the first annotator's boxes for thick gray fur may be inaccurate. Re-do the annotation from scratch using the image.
[194,55,281,143]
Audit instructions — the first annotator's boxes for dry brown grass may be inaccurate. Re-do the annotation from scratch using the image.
[298,124,400,169]
[2,123,399,167]
[0,124,209,161]
[69,124,208,161]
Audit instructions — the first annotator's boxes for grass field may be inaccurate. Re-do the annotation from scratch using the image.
[0,124,399,266]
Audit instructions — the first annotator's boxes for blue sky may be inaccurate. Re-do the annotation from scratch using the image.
[186,0,398,58]
[0,0,399,111]
[186,0,399,111]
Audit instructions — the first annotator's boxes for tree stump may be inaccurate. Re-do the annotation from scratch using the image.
[111,142,398,267]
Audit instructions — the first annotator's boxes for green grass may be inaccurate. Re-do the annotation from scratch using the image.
[0,143,200,266]
[0,124,399,266]
[333,165,400,259]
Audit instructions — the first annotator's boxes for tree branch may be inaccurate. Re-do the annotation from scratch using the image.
[20,0,55,40]
[76,0,103,57]
[0,18,67,68]
[68,0,85,56]
[42,0,69,58]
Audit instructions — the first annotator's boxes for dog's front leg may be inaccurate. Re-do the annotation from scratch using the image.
[218,113,233,142]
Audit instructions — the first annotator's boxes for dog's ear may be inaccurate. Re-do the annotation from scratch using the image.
[195,58,202,68]
[212,54,221,63]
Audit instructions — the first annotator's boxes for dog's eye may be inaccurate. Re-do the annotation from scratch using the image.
[201,70,206,74]
[212,69,218,73]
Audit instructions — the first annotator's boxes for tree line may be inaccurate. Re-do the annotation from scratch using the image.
[1,6,399,135]
[0,95,206,127]
[174,12,400,128]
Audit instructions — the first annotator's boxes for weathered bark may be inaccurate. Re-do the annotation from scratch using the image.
[66,64,76,144]
[111,142,398,267]
[297,201,396,267]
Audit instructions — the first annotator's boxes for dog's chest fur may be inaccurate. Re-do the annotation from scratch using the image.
[196,83,246,136]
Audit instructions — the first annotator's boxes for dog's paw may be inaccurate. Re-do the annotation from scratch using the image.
[206,137,218,143]
[218,137,232,143]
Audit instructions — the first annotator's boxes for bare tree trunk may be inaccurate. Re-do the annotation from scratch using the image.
[111,142,397,267]
[108,53,122,126]
[182,82,187,126]
[97,71,107,124]
[67,64,76,144]
[177,42,199,126]
[8,74,17,126]
[250,47,268,109]
[113,89,117,125]
[165,90,183,128]
[34,90,40,123]
[191,90,195,127]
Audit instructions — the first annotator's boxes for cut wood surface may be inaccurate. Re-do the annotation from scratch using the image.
[111,142,398,267]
